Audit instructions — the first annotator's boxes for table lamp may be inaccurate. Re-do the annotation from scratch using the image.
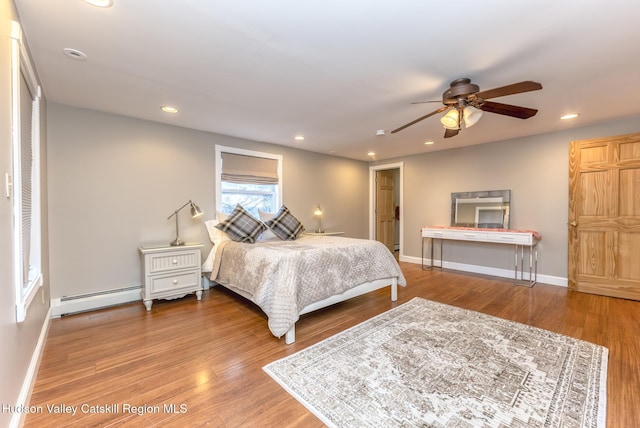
[168,200,203,246]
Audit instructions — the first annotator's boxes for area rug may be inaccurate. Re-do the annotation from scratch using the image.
[263,297,608,427]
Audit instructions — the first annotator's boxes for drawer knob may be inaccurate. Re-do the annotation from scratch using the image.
[173,279,178,284]
[172,259,178,264]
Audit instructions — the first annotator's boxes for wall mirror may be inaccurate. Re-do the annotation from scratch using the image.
[450,190,511,229]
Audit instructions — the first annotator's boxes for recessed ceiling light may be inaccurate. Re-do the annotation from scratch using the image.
[367,151,376,156]
[161,106,179,114]
[561,113,579,120]
[62,48,87,61]
[83,0,113,7]
[294,135,305,141]
[376,130,387,136]
[424,141,435,145]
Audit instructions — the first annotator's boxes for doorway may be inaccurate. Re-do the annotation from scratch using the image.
[370,163,404,259]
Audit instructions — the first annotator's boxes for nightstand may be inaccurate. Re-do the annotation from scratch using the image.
[139,243,204,311]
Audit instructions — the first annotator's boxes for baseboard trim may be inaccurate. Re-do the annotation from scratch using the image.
[399,254,567,287]
[50,286,142,318]
[49,257,567,318]
[11,307,51,428]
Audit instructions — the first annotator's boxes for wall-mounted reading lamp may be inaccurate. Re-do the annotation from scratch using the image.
[313,204,324,233]
[167,200,203,246]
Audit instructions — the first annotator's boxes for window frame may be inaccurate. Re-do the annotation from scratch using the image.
[215,145,283,215]
[11,21,43,323]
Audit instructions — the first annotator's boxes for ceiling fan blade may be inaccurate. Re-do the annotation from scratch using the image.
[410,100,441,105]
[480,101,538,119]
[444,128,459,138]
[391,106,449,134]
[475,81,542,100]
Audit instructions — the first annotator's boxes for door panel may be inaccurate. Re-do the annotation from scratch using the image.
[619,168,640,216]
[376,170,395,253]
[619,141,640,161]
[580,145,607,164]
[580,171,607,216]
[569,132,640,301]
[618,232,640,281]
[577,231,607,277]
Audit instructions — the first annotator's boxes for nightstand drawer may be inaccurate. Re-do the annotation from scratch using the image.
[149,271,200,294]
[145,250,200,274]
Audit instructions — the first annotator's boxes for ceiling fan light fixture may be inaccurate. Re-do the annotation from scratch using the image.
[463,105,483,128]
[440,109,460,129]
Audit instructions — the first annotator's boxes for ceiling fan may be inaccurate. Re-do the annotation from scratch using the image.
[391,78,543,138]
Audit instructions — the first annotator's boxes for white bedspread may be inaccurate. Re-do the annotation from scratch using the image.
[209,235,406,338]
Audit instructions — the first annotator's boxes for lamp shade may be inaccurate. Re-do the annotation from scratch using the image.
[313,204,324,233]
[463,105,483,128]
[440,109,460,129]
[190,202,203,218]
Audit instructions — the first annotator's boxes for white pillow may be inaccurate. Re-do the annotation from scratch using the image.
[258,210,274,221]
[202,212,231,272]
[257,210,279,241]
[204,212,231,245]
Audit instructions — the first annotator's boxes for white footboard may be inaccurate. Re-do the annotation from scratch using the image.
[284,277,399,344]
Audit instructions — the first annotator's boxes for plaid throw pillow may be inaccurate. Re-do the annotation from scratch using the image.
[265,205,305,240]
[215,205,267,243]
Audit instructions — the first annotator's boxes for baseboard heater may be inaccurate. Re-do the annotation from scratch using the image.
[50,285,142,318]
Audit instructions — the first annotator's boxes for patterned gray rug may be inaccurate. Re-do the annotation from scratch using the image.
[263,297,608,427]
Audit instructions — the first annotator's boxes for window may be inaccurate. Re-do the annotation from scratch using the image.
[215,145,282,217]
[220,182,277,216]
[11,21,43,322]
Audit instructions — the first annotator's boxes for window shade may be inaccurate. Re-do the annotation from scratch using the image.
[20,72,33,287]
[221,152,279,184]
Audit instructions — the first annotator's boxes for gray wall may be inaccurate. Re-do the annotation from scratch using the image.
[47,103,369,299]
[1,1,51,426]
[48,101,640,299]
[375,116,640,280]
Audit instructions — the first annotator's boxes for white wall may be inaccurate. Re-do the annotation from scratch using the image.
[1,1,51,426]
[375,115,640,281]
[47,103,370,300]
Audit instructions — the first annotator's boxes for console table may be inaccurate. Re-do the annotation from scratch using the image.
[421,227,541,287]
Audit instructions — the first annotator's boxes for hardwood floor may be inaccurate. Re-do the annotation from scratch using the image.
[26,262,640,427]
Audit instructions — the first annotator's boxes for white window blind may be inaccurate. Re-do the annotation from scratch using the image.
[221,152,279,184]
[20,72,33,286]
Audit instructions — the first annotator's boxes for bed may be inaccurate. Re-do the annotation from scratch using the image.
[204,234,406,344]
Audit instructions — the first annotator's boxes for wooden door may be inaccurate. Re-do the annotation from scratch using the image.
[568,132,640,300]
[376,170,395,253]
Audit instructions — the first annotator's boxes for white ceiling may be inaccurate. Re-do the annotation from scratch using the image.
[14,0,640,161]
